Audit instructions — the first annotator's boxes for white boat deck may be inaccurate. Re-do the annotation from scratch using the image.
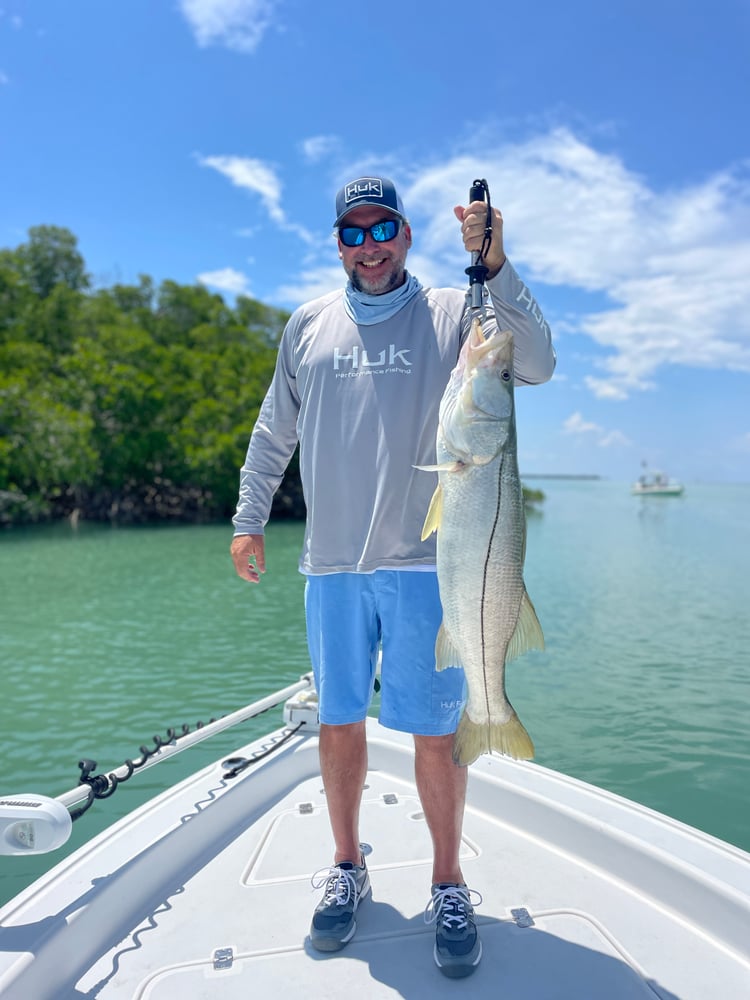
[1,718,749,999]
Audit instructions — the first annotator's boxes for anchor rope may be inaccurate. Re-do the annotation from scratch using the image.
[71,700,304,821]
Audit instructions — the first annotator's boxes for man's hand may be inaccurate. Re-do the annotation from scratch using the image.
[230,533,266,583]
[454,201,506,280]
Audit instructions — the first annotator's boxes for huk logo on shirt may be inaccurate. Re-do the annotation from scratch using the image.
[333,343,413,377]
[515,282,552,339]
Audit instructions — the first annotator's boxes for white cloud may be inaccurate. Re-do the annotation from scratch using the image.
[0,9,22,29]
[197,267,251,296]
[564,412,600,435]
[274,263,343,307]
[583,376,631,401]
[197,153,315,244]
[178,0,277,53]
[199,154,283,221]
[359,129,750,400]
[563,411,631,448]
[209,129,750,410]
[599,429,632,448]
[301,135,341,164]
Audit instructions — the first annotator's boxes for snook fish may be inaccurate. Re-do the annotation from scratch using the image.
[421,319,543,766]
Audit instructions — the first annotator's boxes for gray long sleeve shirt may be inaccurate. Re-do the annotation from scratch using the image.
[233,260,555,574]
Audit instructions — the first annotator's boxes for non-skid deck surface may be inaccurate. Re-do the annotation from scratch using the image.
[1,726,749,999]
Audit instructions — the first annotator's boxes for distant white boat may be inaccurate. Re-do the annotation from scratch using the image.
[632,464,685,496]
[1,674,749,998]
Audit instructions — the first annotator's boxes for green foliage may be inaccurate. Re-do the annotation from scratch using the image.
[0,225,290,525]
[16,225,89,299]
[522,484,546,512]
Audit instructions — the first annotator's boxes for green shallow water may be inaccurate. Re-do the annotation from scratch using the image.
[1,480,749,905]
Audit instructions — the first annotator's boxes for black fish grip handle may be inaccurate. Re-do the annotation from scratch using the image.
[465,179,493,310]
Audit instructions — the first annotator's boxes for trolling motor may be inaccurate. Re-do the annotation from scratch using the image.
[465,178,493,313]
[0,795,72,855]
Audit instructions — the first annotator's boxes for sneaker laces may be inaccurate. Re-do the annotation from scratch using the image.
[311,865,359,906]
[424,885,482,931]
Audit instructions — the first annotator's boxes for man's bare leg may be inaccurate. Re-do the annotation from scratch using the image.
[414,733,467,884]
[319,720,368,864]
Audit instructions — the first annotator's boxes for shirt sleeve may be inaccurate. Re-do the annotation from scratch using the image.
[231,314,302,536]
[485,259,556,386]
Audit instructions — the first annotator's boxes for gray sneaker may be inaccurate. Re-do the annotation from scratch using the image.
[310,859,371,952]
[425,882,483,978]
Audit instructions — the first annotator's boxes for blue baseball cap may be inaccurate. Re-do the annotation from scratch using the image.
[334,176,407,227]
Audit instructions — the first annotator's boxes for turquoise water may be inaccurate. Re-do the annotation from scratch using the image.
[1,480,749,906]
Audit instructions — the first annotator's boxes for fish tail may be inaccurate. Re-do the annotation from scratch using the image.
[452,710,535,766]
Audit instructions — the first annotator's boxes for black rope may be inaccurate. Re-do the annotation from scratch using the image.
[71,699,305,821]
[221,723,304,779]
[474,178,493,264]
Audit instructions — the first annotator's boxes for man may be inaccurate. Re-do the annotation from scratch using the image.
[231,175,555,977]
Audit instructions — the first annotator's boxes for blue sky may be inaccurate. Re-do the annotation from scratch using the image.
[2,0,749,483]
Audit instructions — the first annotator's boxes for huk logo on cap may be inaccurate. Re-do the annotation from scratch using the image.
[345,178,383,204]
[334,175,405,226]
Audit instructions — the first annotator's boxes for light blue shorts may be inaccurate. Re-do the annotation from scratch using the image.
[304,570,465,736]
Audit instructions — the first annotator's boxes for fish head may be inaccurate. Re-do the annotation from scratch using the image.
[438,320,515,465]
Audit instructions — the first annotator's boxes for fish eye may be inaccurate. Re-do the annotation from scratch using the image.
[501,370,511,381]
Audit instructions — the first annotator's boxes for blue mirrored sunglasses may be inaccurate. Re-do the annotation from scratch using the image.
[338,218,401,248]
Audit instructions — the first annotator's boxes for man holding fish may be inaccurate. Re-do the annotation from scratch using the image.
[231,175,555,977]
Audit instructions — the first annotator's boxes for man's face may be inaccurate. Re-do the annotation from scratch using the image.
[337,205,412,295]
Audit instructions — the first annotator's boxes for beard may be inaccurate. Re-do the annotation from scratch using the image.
[348,256,407,296]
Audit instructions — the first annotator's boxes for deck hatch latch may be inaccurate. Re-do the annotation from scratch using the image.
[298,802,314,814]
[383,793,398,805]
[511,907,535,928]
[213,947,234,970]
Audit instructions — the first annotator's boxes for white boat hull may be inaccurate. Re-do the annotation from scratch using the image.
[631,484,685,496]
[1,717,748,998]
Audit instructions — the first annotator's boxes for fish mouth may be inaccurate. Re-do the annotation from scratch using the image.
[468,334,512,366]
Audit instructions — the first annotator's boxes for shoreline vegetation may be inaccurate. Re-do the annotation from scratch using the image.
[1,225,303,528]
[1,225,543,529]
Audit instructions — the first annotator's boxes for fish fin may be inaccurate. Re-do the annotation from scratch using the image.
[471,451,500,466]
[414,462,464,473]
[435,622,463,671]
[452,710,535,766]
[420,484,444,540]
[506,590,545,662]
